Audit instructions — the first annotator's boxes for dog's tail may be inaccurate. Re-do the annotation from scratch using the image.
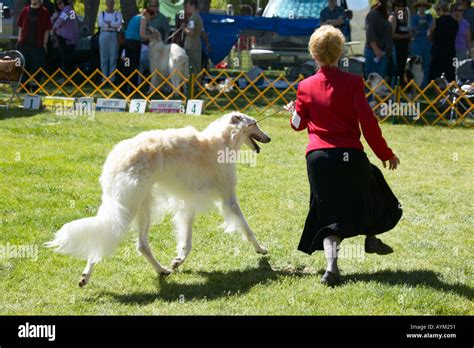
[45,197,133,263]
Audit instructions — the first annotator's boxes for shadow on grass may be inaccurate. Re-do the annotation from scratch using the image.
[102,261,473,305]
[342,269,474,300]
[0,107,45,120]
[102,258,317,305]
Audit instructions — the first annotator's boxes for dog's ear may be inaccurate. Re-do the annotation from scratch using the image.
[230,114,243,125]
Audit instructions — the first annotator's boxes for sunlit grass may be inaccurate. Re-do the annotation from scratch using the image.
[0,109,472,315]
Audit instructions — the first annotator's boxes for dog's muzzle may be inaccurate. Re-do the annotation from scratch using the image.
[250,133,271,154]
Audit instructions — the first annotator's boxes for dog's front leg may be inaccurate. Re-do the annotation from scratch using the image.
[171,208,195,270]
[223,198,268,255]
[79,259,95,287]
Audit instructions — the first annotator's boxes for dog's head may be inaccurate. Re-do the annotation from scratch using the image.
[227,112,271,153]
[147,27,162,43]
[366,72,383,88]
[407,56,422,70]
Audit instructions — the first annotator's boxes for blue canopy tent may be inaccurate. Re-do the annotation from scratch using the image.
[200,14,320,65]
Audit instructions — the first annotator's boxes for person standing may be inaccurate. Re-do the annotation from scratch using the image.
[148,0,170,41]
[124,8,155,92]
[389,0,412,85]
[52,0,79,75]
[428,2,459,82]
[462,0,474,48]
[98,0,122,82]
[16,0,52,81]
[452,2,472,60]
[364,0,394,79]
[287,25,402,287]
[320,0,345,32]
[410,1,433,87]
[182,0,203,75]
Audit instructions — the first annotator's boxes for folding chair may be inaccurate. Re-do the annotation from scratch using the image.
[0,50,25,109]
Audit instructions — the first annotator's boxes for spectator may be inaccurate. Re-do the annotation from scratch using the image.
[52,0,79,75]
[428,2,459,81]
[182,0,203,74]
[16,0,52,82]
[389,0,412,85]
[410,1,433,87]
[462,0,474,45]
[98,0,122,82]
[452,2,472,60]
[148,0,170,41]
[124,8,155,92]
[320,0,345,33]
[364,0,393,79]
[172,10,189,48]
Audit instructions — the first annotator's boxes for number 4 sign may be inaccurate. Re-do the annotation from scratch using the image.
[186,99,203,115]
[129,99,147,113]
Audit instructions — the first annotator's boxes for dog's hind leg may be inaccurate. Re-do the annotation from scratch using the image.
[170,208,195,270]
[79,259,95,287]
[136,197,171,275]
[222,197,268,255]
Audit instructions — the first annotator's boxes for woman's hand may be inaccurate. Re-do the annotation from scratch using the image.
[285,101,295,114]
[383,155,400,170]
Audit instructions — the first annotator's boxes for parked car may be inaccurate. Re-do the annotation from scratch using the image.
[249,0,370,69]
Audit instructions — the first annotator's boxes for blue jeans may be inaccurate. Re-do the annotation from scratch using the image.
[99,31,119,82]
[364,46,387,79]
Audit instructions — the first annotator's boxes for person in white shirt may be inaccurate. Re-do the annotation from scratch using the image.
[98,0,122,82]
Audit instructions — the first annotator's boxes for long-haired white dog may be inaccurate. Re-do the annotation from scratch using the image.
[46,112,271,287]
[148,28,189,95]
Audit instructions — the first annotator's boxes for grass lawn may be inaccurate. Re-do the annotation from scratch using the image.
[0,109,472,315]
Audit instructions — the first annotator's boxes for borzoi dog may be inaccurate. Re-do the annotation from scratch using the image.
[46,112,271,287]
[148,28,189,95]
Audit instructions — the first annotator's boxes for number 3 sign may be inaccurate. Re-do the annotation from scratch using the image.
[186,99,203,115]
[129,99,147,113]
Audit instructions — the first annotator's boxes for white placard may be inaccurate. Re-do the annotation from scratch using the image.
[96,98,127,112]
[129,99,147,113]
[76,97,94,111]
[186,99,204,115]
[149,100,183,113]
[23,95,41,110]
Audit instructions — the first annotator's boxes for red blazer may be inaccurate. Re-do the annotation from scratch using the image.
[290,66,394,161]
[17,6,52,48]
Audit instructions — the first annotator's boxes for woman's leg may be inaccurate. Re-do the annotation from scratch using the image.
[99,32,110,78]
[323,235,341,275]
[109,33,119,83]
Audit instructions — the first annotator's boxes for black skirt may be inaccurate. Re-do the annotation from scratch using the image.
[298,148,402,255]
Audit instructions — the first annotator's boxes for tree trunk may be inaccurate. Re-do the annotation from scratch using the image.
[198,0,211,13]
[82,0,100,36]
[12,0,28,37]
[120,0,139,28]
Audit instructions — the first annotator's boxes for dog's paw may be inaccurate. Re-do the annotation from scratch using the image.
[158,267,172,276]
[256,246,268,255]
[78,274,89,288]
[171,257,184,270]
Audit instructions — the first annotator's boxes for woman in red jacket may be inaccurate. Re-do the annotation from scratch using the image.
[287,25,402,287]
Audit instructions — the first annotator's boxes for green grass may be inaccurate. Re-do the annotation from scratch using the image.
[0,109,472,315]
